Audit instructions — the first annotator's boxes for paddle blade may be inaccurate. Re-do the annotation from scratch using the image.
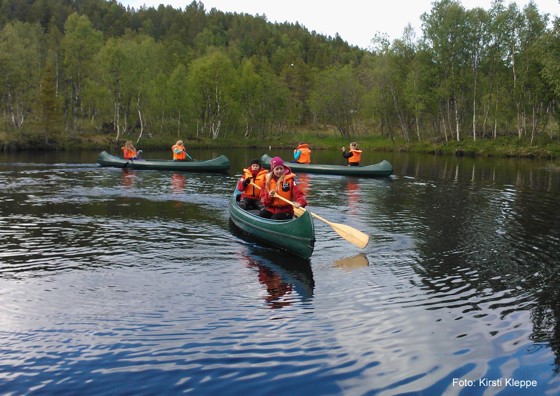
[329,221,369,249]
[307,211,369,249]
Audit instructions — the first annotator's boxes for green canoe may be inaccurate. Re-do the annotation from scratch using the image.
[228,188,315,259]
[97,151,230,172]
[260,154,392,178]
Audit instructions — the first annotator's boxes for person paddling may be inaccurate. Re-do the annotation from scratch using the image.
[237,159,268,210]
[121,140,141,160]
[172,140,193,161]
[293,142,311,164]
[259,156,307,220]
[342,142,362,166]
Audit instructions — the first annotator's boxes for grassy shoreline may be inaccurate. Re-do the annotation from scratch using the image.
[125,134,560,160]
[2,131,560,159]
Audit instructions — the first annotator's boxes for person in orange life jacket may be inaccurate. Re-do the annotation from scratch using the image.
[258,156,307,220]
[237,159,268,210]
[172,140,192,161]
[121,140,141,160]
[341,141,362,166]
[293,142,311,164]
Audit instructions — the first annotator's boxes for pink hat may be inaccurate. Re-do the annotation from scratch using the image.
[269,156,285,169]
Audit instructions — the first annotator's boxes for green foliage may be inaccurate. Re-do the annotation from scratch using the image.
[0,21,42,128]
[187,50,235,139]
[39,57,63,144]
[0,0,559,158]
[309,65,362,138]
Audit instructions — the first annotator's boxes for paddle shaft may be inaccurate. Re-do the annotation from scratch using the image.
[251,182,369,249]
[249,182,305,216]
[249,181,302,206]
[183,150,195,161]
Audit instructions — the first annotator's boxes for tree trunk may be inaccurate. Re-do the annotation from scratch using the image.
[114,100,120,141]
[136,94,144,144]
[391,89,408,142]
[472,79,477,142]
[454,101,460,142]
[530,105,536,145]
[177,112,181,137]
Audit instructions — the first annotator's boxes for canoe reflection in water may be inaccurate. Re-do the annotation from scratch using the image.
[230,234,314,308]
[172,172,186,192]
[346,178,360,216]
[245,255,294,309]
[121,168,136,188]
[242,253,314,308]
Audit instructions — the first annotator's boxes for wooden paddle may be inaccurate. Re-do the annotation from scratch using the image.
[248,181,305,216]
[250,182,369,249]
[183,150,195,161]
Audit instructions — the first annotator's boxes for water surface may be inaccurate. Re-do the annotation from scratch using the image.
[0,149,559,395]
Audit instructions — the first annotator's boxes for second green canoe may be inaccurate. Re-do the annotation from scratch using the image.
[97,151,231,172]
[260,154,392,177]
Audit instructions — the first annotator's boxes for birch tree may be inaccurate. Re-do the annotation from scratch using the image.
[61,13,102,130]
[0,22,42,129]
[309,65,362,139]
[422,0,470,142]
[187,51,234,139]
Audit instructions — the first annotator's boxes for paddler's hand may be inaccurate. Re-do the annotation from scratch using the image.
[269,191,276,197]
[293,202,301,208]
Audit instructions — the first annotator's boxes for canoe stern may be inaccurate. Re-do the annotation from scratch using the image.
[229,190,315,259]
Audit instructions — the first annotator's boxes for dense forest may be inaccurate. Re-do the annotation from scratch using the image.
[0,0,559,151]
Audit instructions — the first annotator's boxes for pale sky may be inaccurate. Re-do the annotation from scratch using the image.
[119,0,559,49]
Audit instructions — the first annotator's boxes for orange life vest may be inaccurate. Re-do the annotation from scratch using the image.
[295,144,311,164]
[172,144,186,160]
[242,169,268,198]
[348,149,362,165]
[267,173,296,208]
[122,147,137,160]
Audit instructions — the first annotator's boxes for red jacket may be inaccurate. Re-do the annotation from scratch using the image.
[260,172,307,215]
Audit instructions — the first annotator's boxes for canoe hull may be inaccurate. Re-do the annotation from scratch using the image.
[97,151,230,172]
[229,189,315,259]
[260,154,392,177]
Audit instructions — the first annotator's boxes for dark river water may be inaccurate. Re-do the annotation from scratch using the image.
[1,148,559,395]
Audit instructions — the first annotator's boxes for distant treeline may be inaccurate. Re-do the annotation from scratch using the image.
[0,0,559,150]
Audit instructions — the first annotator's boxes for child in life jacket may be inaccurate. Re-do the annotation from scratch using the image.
[172,140,190,161]
[259,156,307,220]
[293,142,311,164]
[121,140,141,160]
[237,159,268,210]
[341,141,362,166]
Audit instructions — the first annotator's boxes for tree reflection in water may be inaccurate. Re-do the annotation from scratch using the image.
[390,155,560,373]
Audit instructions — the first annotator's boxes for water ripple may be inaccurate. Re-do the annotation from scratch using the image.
[1,155,559,394]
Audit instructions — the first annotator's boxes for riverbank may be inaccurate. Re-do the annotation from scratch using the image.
[105,133,560,160]
[2,130,560,159]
